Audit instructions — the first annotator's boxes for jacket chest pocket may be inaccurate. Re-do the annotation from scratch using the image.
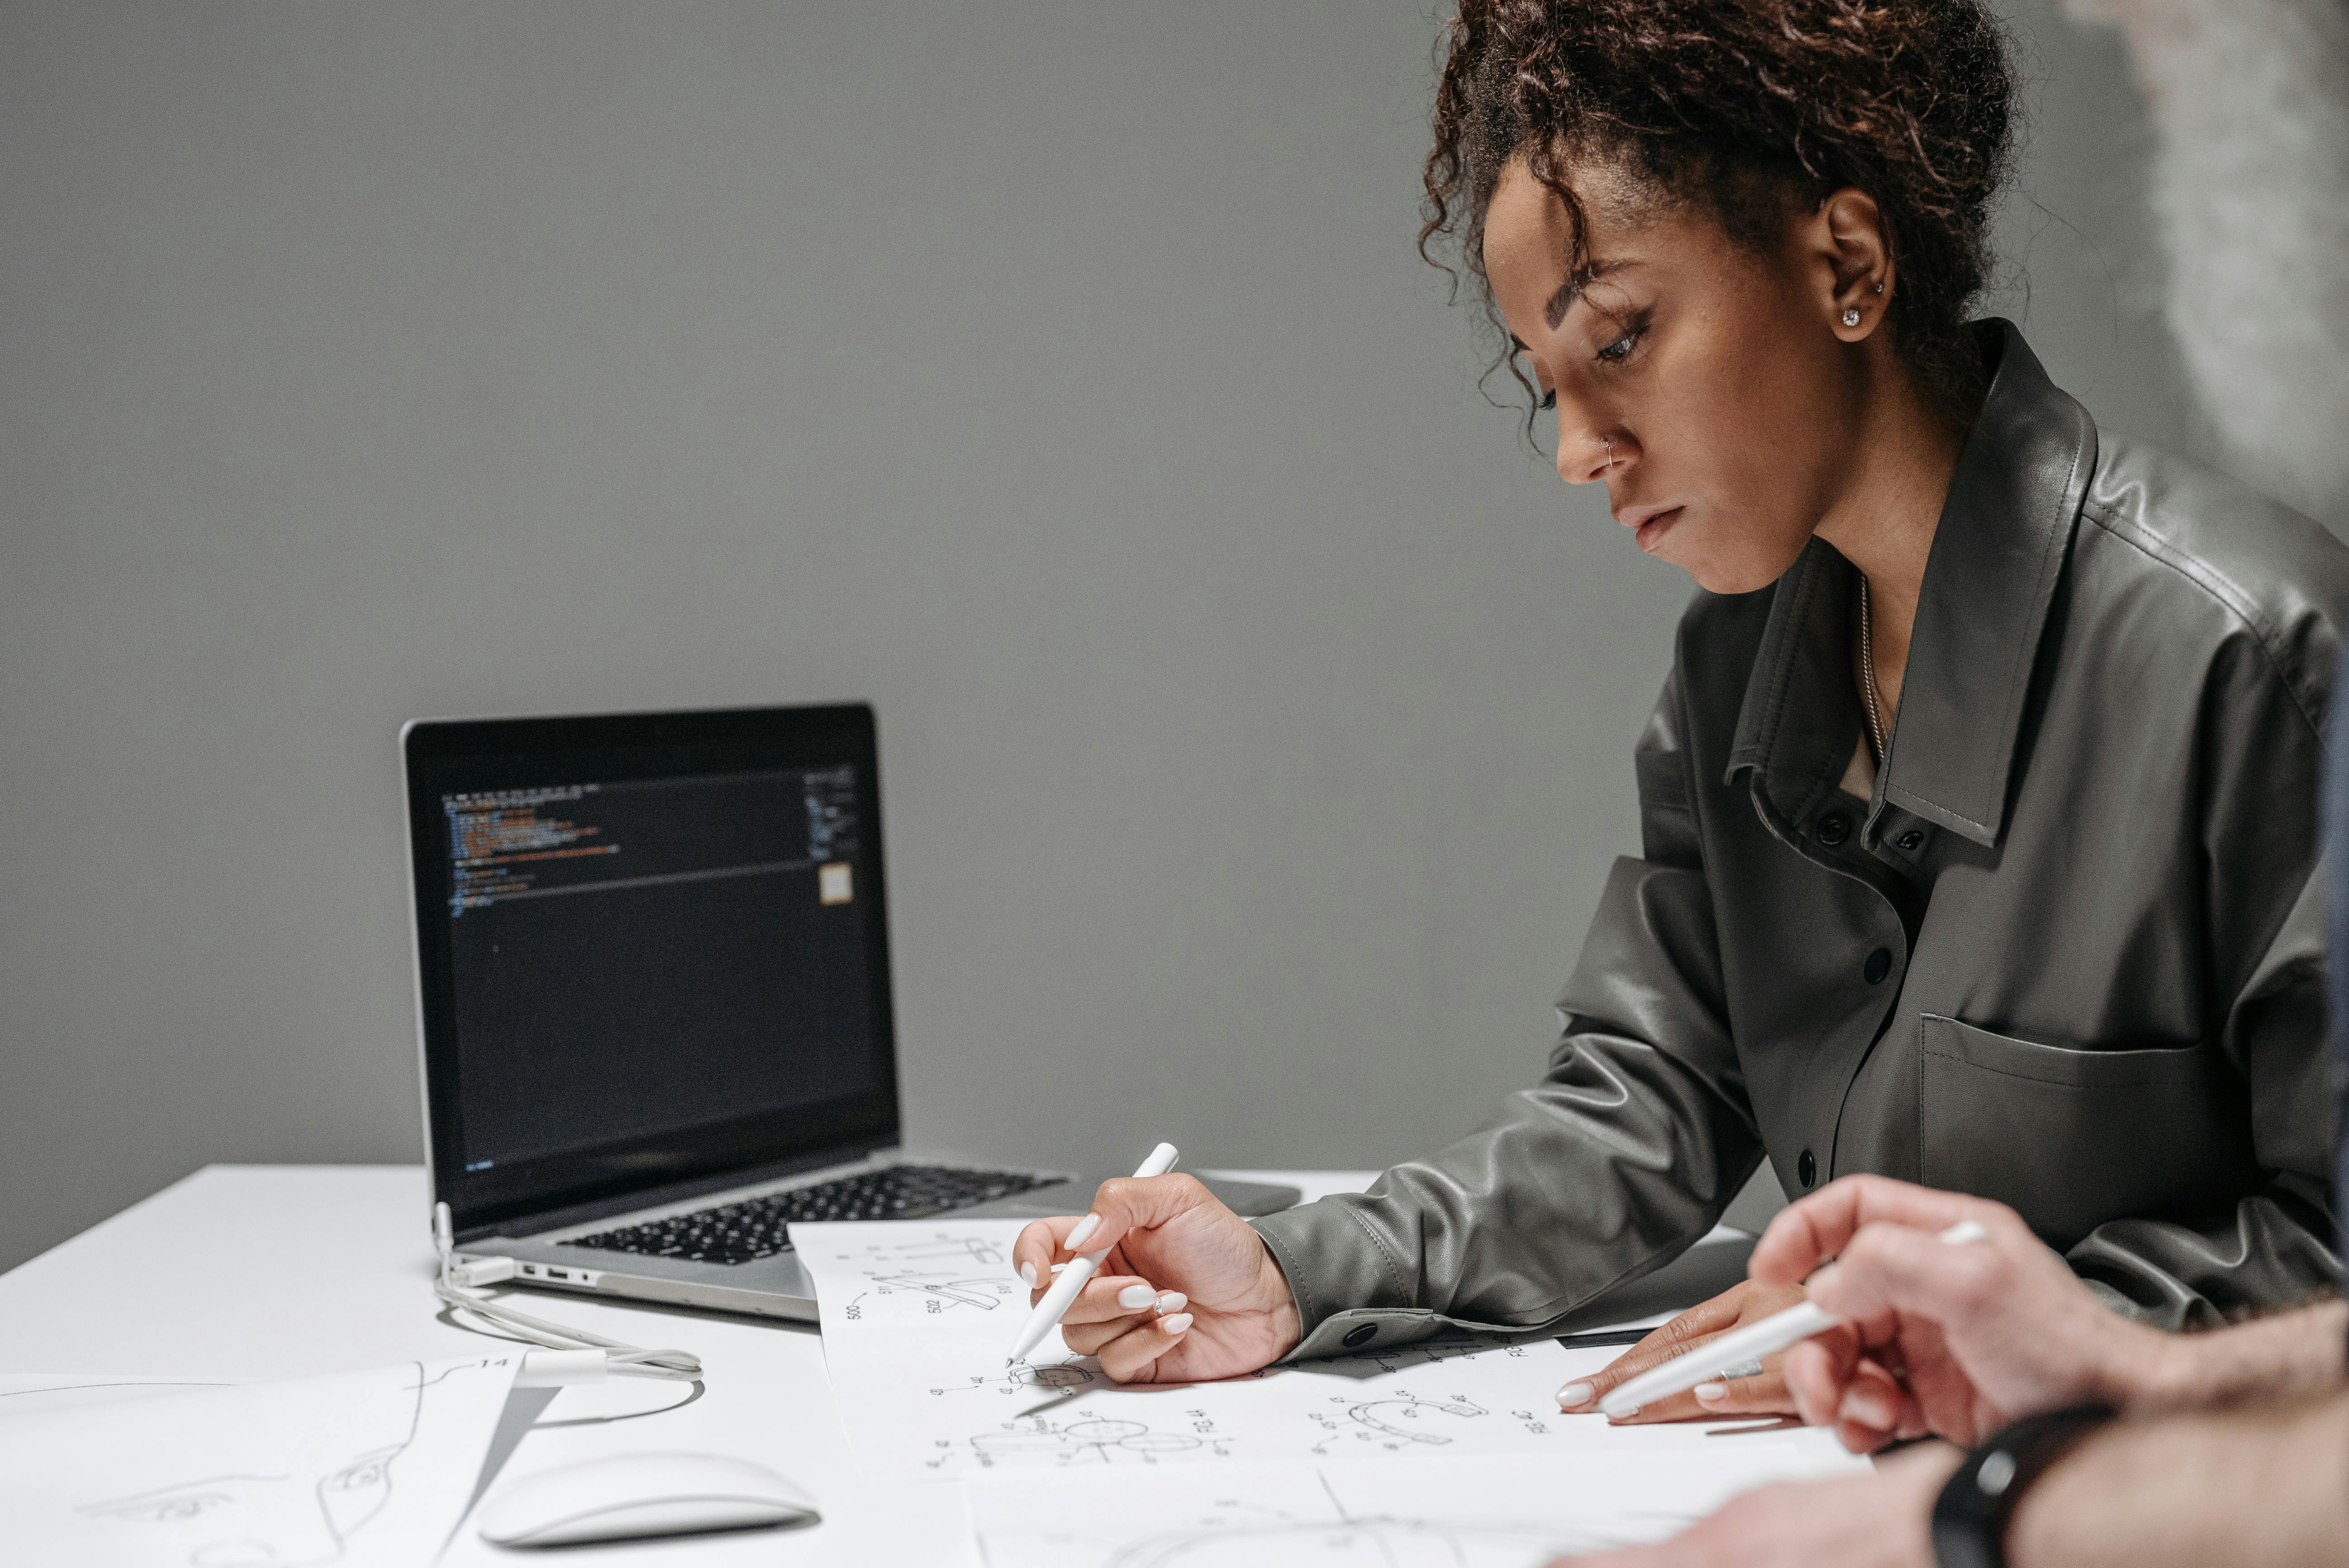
[1917,1014,2257,1249]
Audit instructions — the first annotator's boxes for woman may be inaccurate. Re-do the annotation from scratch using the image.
[1013,0,2345,1419]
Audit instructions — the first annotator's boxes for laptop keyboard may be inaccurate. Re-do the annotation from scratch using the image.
[565,1165,1065,1267]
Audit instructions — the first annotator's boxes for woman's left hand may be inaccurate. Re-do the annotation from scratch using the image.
[1557,1278,1807,1423]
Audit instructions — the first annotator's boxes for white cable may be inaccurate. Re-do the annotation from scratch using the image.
[433,1202,703,1383]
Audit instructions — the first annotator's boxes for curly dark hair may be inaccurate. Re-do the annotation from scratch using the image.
[1423,0,2016,423]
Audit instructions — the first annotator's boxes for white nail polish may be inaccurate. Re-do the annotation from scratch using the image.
[1159,1312,1193,1334]
[1557,1382,1593,1408]
[1065,1213,1101,1250]
[1117,1284,1155,1309]
[1019,1261,1037,1288]
[1155,1291,1187,1315]
[1049,1261,1071,1273]
[1694,1382,1727,1402]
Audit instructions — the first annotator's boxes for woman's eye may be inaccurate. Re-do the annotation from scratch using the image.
[1596,327,1643,363]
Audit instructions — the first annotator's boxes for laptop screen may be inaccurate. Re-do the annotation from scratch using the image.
[406,706,900,1237]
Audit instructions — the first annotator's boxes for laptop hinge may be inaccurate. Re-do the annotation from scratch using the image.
[452,1138,898,1245]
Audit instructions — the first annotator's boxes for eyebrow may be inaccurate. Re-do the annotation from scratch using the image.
[1542,257,1637,331]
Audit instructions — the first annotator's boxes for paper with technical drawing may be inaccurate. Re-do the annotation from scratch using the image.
[967,1446,1867,1568]
[789,1219,1864,1483]
[0,1354,521,1566]
[791,1220,1035,1345]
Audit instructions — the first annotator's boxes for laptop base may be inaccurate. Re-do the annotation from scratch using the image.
[462,1170,1303,1324]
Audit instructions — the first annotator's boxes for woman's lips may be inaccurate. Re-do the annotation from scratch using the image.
[1630,506,1684,554]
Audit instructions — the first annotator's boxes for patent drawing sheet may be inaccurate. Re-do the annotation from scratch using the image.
[968,1447,1869,1567]
[790,1220,1864,1483]
[0,1354,521,1566]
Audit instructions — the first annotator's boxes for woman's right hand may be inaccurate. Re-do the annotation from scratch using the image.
[1012,1174,1302,1383]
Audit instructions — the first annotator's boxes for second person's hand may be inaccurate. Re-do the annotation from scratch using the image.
[1751,1174,2168,1450]
[1011,1174,1303,1383]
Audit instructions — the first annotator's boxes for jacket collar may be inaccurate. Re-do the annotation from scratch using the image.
[1727,321,2098,848]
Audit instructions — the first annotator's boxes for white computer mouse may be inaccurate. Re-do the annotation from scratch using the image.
[477,1450,819,1548]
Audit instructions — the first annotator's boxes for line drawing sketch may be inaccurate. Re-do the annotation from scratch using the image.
[801,1219,1835,1485]
[3,1356,518,1568]
[925,1413,1235,1473]
[879,1234,1007,1267]
[931,1362,1101,1398]
[816,1229,1025,1321]
[850,1273,1019,1313]
[73,1360,435,1564]
[823,1231,1008,1268]
[978,1465,1696,1568]
[1306,1391,1489,1455]
[1101,1511,1650,1568]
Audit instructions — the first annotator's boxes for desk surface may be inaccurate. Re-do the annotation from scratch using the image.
[0,1165,1740,1565]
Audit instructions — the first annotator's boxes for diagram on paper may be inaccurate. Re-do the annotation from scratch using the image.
[787,1219,1861,1483]
[840,1335,1598,1480]
[1304,1389,1488,1454]
[1098,1505,1592,1568]
[0,1354,520,1568]
[926,1407,1239,1474]
[968,1452,1861,1568]
[931,1361,1103,1399]
[1285,1343,1562,1455]
[791,1224,1028,1330]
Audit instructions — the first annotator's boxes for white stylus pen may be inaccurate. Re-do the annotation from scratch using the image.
[1596,1219,1989,1419]
[1005,1141,1180,1365]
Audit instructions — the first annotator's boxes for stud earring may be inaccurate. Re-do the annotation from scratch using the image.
[1873,281,1886,294]
[1841,308,1861,327]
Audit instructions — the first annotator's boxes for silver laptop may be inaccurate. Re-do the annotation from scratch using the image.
[403,703,1294,1323]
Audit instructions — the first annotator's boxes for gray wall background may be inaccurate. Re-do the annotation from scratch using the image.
[2,0,2200,1272]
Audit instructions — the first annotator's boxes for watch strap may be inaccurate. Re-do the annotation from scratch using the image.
[1931,1403,2116,1568]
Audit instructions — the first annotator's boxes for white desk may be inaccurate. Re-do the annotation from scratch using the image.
[0,1166,1749,1564]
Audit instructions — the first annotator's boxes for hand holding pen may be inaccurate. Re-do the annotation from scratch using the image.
[1748,1175,2179,1451]
[1006,1143,1185,1365]
[1008,1154,1302,1384]
[1588,1221,1991,1423]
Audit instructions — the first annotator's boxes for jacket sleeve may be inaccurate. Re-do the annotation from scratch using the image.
[2066,624,2343,1328]
[1251,671,1765,1359]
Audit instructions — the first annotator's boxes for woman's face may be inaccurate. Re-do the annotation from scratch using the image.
[1481,157,1864,594]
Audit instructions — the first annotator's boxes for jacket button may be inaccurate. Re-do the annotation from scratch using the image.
[1797,1149,1817,1188]
[1342,1324,1376,1348]
[1815,812,1852,847]
[1864,947,1892,984]
[1896,829,1924,852]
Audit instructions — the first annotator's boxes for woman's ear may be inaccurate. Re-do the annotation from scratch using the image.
[1804,186,1894,341]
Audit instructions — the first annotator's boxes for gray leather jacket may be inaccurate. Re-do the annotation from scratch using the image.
[1255,321,2346,1359]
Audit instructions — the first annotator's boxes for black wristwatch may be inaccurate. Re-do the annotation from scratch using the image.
[1931,1403,2116,1568]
